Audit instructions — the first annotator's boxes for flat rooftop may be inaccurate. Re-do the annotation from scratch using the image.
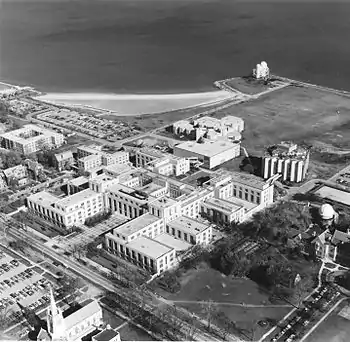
[79,154,101,163]
[204,197,242,214]
[315,186,350,207]
[113,213,161,237]
[108,183,149,201]
[227,196,259,211]
[174,140,239,157]
[151,196,178,208]
[137,182,164,195]
[70,176,89,187]
[28,191,59,206]
[127,235,173,260]
[138,147,165,158]
[167,216,210,235]
[57,189,99,208]
[104,163,134,174]
[153,233,192,252]
[0,124,60,144]
[231,171,267,189]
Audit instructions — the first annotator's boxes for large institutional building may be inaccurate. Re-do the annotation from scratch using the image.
[77,145,130,172]
[173,116,244,142]
[136,147,190,176]
[262,141,310,183]
[174,140,241,169]
[0,124,64,154]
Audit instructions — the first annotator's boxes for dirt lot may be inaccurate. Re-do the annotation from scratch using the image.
[156,265,290,340]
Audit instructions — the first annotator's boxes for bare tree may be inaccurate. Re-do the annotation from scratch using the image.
[200,299,215,331]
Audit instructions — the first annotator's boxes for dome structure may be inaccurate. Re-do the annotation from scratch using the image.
[319,203,335,220]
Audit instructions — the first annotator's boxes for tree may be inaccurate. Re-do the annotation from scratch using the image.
[3,151,22,168]
[200,299,215,331]
[57,274,80,303]
[0,306,11,330]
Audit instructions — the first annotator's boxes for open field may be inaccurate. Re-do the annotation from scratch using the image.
[305,302,350,342]
[37,91,232,115]
[156,265,290,340]
[209,85,350,178]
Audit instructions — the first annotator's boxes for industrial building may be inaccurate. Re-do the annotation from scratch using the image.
[173,140,240,169]
[262,141,310,183]
[0,124,64,154]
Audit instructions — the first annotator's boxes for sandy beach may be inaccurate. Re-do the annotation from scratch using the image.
[36,90,233,115]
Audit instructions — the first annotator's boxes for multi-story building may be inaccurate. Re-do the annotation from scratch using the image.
[2,165,28,186]
[201,171,275,223]
[107,184,149,219]
[77,154,102,172]
[166,216,212,245]
[0,124,64,154]
[201,197,245,225]
[105,213,176,274]
[262,141,310,183]
[104,212,212,275]
[136,148,190,177]
[77,145,130,172]
[27,189,104,229]
[135,148,165,168]
[54,150,74,171]
[174,140,240,169]
[173,116,244,142]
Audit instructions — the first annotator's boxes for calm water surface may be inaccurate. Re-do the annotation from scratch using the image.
[1,0,350,93]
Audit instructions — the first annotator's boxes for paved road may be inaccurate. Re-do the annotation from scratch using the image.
[5,222,224,342]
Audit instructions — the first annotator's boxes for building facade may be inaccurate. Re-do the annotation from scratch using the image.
[27,189,104,228]
[0,124,64,154]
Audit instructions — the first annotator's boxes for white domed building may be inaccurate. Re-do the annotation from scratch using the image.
[319,203,339,227]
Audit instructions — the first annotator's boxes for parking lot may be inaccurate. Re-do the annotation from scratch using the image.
[0,250,56,328]
[269,285,342,342]
[335,171,350,188]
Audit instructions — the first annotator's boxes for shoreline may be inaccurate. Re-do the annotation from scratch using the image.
[35,90,233,115]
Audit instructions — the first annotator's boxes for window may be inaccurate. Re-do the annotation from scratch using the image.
[172,228,175,236]
[166,226,170,233]
[184,233,188,241]
[177,230,181,238]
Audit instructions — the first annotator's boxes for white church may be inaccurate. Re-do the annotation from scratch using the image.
[36,288,121,341]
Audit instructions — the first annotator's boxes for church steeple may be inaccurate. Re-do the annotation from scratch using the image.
[47,286,66,341]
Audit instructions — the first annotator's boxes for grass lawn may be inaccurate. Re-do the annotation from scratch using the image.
[156,265,291,340]
[118,323,155,341]
[102,307,126,329]
[210,85,350,178]
[306,302,350,342]
[224,77,273,95]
